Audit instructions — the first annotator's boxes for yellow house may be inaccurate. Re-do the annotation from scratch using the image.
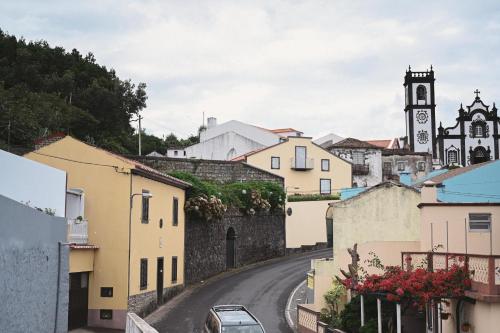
[235,136,352,249]
[26,136,189,330]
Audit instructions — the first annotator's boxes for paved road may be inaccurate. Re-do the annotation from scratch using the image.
[150,249,331,333]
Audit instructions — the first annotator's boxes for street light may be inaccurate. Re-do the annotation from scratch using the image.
[130,191,153,208]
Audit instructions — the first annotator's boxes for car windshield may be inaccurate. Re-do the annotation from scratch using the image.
[221,325,264,333]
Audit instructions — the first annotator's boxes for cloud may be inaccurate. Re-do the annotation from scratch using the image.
[1,0,500,140]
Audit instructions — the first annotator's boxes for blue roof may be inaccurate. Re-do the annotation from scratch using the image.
[435,160,500,203]
[340,187,368,200]
[412,168,448,185]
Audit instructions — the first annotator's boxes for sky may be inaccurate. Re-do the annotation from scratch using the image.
[1,0,500,140]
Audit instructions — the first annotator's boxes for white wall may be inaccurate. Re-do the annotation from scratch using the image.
[185,131,268,160]
[199,120,280,146]
[0,149,66,217]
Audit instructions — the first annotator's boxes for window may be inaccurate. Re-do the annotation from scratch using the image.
[159,218,163,229]
[417,161,426,171]
[321,159,330,171]
[100,287,113,297]
[140,258,148,290]
[383,162,392,173]
[352,151,365,165]
[475,124,483,137]
[295,146,307,169]
[320,179,331,195]
[172,256,178,283]
[174,150,178,156]
[100,309,113,320]
[183,151,186,156]
[416,85,427,101]
[469,213,491,232]
[448,150,458,164]
[397,161,406,171]
[271,156,280,169]
[173,197,179,226]
[142,190,150,223]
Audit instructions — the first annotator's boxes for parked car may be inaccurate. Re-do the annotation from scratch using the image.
[205,305,266,333]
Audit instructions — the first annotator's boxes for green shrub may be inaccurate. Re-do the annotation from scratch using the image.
[287,193,340,202]
[168,172,285,220]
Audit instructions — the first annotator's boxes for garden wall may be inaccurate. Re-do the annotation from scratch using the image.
[132,156,284,185]
[185,207,286,285]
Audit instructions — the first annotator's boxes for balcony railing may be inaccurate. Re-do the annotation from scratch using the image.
[67,218,88,244]
[291,158,314,170]
[352,164,369,175]
[401,251,500,301]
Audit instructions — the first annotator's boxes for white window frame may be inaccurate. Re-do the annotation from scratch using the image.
[469,213,491,232]
[417,161,426,172]
[320,179,331,195]
[321,159,330,171]
[448,150,458,164]
[271,156,280,169]
[397,161,406,171]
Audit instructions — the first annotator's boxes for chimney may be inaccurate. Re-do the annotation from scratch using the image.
[421,180,439,203]
[207,117,217,129]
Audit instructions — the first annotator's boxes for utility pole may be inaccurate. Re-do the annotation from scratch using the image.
[7,119,10,152]
[138,115,143,156]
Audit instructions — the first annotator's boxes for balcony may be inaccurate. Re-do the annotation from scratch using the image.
[291,158,314,170]
[401,251,500,302]
[67,218,88,244]
[352,164,369,175]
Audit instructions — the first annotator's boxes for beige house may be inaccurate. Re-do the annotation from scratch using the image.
[310,181,422,309]
[409,181,500,333]
[26,136,189,330]
[235,136,352,249]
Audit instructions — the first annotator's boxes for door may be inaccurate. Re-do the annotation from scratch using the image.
[157,257,164,305]
[226,227,236,269]
[68,272,89,329]
[472,146,489,164]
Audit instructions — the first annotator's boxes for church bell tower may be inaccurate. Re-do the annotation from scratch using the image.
[404,66,437,158]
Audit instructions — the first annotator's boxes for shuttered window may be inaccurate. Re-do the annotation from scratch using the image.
[352,151,365,165]
[140,258,148,290]
[141,190,150,223]
[173,197,179,226]
[172,257,178,283]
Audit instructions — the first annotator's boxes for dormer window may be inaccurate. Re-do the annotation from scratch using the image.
[416,85,427,101]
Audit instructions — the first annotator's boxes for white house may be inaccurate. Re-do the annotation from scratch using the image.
[184,117,303,160]
[0,148,67,217]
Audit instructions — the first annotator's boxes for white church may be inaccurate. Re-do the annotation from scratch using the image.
[404,66,500,166]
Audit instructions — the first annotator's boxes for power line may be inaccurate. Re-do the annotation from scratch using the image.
[31,151,127,172]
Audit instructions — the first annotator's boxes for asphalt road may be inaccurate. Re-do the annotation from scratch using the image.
[150,249,331,333]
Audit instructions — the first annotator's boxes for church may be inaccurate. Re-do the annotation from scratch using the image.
[404,66,500,166]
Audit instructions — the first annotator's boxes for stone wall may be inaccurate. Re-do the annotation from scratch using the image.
[0,194,69,333]
[132,156,284,185]
[185,208,286,285]
[128,285,184,318]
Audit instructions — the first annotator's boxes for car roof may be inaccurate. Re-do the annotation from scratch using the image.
[213,306,259,326]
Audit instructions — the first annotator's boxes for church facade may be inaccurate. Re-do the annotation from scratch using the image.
[405,67,500,166]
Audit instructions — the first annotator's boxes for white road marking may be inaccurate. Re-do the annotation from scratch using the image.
[285,279,307,331]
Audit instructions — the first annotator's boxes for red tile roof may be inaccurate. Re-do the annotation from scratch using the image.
[329,138,381,149]
[365,138,400,149]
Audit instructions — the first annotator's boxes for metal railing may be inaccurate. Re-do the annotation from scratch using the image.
[67,218,88,244]
[291,158,314,170]
[401,251,500,298]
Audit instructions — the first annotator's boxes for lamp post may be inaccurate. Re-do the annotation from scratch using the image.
[127,191,153,300]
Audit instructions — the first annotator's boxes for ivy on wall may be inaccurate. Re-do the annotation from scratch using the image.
[169,171,285,221]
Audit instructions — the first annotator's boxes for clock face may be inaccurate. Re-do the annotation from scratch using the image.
[417,130,429,144]
[416,110,429,124]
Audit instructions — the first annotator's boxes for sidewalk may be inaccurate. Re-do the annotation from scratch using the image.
[285,279,309,331]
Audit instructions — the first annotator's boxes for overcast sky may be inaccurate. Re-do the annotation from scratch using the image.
[1,1,500,140]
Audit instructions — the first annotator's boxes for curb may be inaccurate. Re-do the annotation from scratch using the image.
[285,279,307,332]
[145,248,331,326]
